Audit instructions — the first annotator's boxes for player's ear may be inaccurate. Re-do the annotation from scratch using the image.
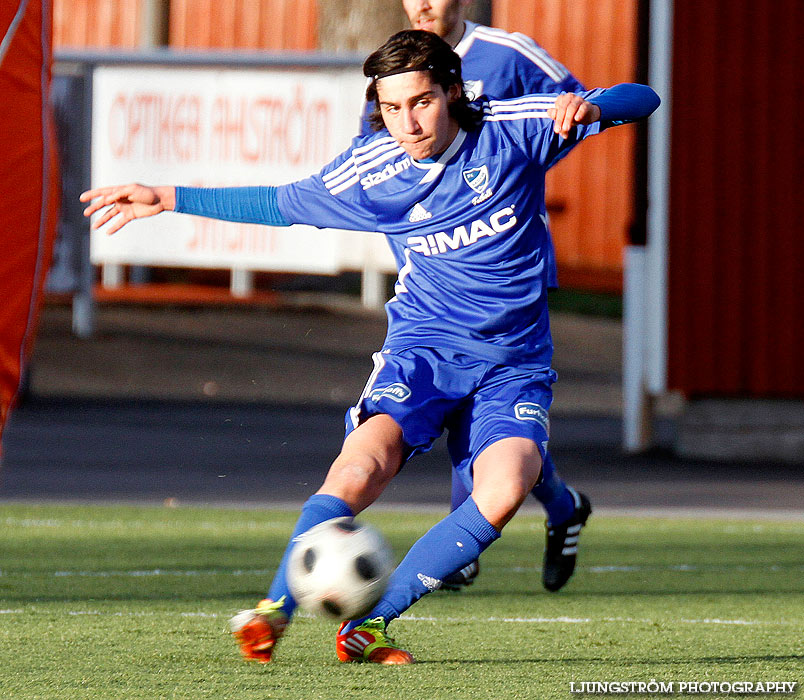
[447,82,462,103]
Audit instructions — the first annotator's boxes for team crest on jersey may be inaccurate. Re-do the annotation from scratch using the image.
[463,166,489,193]
[463,166,494,205]
[370,383,411,403]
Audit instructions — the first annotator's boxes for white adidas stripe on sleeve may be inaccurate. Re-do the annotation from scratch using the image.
[473,26,569,83]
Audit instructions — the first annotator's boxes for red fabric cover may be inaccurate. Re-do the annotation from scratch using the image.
[0,0,58,450]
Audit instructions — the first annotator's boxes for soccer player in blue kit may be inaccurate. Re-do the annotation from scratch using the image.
[384,0,591,594]
[81,30,659,665]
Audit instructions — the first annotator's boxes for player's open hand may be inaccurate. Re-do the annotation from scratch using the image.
[79,184,175,235]
[547,93,601,140]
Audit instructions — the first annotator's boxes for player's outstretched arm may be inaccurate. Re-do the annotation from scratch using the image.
[546,83,660,139]
[80,184,175,235]
[82,185,293,233]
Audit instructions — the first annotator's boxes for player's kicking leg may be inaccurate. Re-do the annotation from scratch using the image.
[230,414,405,663]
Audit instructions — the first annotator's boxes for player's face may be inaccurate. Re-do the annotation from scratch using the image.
[403,0,469,46]
[376,70,461,161]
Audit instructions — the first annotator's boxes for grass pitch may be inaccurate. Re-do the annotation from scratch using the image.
[0,503,801,700]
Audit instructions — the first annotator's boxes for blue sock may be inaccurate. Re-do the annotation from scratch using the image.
[344,497,499,631]
[267,494,354,618]
[531,451,576,526]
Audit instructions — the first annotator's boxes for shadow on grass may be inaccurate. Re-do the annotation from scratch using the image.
[0,589,267,604]
[415,653,804,666]
[462,586,804,597]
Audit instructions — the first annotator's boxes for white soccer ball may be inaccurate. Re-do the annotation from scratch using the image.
[287,517,394,620]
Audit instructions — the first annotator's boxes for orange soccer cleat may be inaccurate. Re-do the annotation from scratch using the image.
[336,617,414,665]
[229,598,289,663]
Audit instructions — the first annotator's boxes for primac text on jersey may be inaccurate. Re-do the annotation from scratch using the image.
[406,205,517,256]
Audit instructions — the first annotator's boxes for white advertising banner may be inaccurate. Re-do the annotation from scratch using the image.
[90,64,395,274]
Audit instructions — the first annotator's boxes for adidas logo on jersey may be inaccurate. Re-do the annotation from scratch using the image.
[408,203,432,223]
[406,205,517,256]
[360,157,412,190]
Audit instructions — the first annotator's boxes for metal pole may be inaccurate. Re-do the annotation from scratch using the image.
[72,64,96,338]
[645,0,673,395]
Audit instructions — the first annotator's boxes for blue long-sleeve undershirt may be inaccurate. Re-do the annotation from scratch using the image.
[588,83,661,126]
[174,186,290,226]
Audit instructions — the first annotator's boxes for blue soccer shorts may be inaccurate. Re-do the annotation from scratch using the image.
[344,347,555,492]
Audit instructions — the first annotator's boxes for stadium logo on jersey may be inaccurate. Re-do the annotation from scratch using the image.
[370,383,411,403]
[408,202,432,223]
[462,166,494,205]
[515,402,550,431]
[360,157,412,190]
[406,205,517,256]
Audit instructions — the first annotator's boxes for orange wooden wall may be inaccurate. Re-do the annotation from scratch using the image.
[53,0,317,50]
[494,0,639,291]
[169,0,317,50]
[54,0,142,48]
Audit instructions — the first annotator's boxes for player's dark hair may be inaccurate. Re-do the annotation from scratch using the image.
[363,30,483,133]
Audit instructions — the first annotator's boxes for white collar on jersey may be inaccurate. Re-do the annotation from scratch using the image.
[453,21,478,57]
[410,128,467,184]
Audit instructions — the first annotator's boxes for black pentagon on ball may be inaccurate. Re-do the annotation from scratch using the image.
[355,554,378,581]
[302,546,316,573]
[334,520,360,533]
[322,599,342,618]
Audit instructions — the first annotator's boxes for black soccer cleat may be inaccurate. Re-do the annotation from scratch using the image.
[441,559,479,592]
[542,489,591,592]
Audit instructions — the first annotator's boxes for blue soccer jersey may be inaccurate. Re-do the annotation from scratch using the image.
[455,21,583,102]
[359,21,585,289]
[175,85,659,369]
[279,91,605,369]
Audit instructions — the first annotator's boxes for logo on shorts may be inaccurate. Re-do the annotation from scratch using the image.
[514,402,549,430]
[370,383,411,403]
